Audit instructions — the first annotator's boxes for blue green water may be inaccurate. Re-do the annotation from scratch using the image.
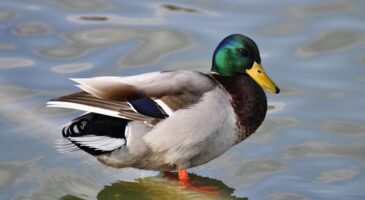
[1,0,365,199]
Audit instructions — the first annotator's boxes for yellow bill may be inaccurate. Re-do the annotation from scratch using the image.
[246,62,280,94]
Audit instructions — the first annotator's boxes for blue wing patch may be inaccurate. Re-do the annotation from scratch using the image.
[128,97,168,119]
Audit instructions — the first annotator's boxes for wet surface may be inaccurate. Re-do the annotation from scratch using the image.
[1,0,365,199]
[12,21,52,36]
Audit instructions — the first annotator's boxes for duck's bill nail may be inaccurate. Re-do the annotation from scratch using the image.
[246,62,280,94]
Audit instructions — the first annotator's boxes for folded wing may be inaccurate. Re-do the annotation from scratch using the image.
[47,71,216,124]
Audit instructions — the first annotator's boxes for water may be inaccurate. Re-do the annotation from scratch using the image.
[1,0,365,199]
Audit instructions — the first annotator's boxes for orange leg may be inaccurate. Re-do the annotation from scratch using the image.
[178,168,189,181]
[178,168,190,187]
[177,168,218,195]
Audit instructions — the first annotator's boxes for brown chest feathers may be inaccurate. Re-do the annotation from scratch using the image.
[211,74,267,142]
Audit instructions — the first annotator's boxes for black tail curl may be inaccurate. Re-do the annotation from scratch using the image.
[60,113,128,156]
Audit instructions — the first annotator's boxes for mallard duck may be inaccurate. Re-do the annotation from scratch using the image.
[47,34,279,184]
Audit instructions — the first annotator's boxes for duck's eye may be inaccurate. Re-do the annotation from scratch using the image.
[236,48,249,57]
[258,69,262,73]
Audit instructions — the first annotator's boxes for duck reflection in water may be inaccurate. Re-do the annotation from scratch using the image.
[60,172,247,200]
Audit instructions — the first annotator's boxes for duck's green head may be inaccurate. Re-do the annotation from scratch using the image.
[211,34,280,94]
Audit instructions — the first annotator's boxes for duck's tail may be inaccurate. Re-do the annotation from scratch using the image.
[56,113,128,156]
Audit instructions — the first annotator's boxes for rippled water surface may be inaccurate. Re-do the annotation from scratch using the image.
[1,0,365,199]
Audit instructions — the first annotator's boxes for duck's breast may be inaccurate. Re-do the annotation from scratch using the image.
[143,86,237,169]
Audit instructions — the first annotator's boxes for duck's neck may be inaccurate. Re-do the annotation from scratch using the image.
[210,73,267,142]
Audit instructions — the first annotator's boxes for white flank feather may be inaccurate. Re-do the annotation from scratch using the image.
[154,99,173,116]
[69,136,125,151]
[46,101,131,120]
